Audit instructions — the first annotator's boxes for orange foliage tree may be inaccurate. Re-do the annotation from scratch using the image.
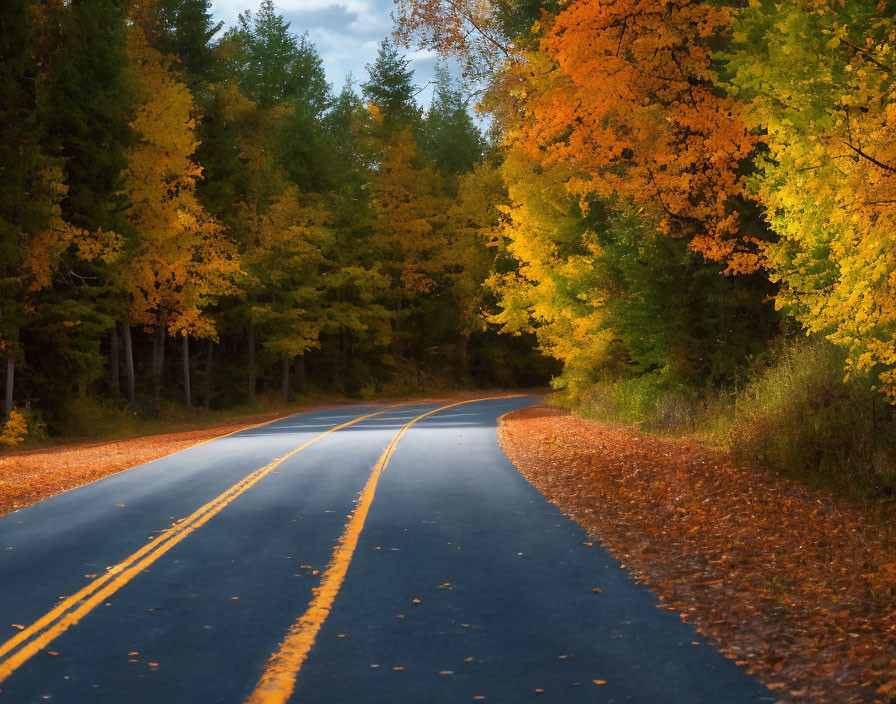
[503,0,760,273]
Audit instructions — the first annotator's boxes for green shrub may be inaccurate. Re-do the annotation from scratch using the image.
[730,338,896,499]
[556,336,896,502]
[559,373,700,434]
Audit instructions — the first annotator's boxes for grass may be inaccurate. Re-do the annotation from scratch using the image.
[557,337,896,504]
[2,392,348,455]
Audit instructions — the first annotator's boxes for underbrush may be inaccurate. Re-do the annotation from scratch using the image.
[1,393,311,454]
[559,338,896,502]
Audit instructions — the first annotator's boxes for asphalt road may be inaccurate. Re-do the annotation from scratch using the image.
[0,397,774,703]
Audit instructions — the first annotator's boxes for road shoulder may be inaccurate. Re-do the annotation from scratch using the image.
[498,405,896,704]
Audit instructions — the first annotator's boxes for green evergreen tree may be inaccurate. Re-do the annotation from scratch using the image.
[420,64,483,187]
[43,0,131,235]
[0,0,67,417]
[362,39,421,129]
[230,0,308,107]
[148,0,222,84]
[276,35,334,192]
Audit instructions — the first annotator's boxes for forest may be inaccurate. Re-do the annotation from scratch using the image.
[3,0,896,498]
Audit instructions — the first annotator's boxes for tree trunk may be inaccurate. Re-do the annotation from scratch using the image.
[3,352,13,418]
[295,354,306,393]
[152,324,165,417]
[182,335,192,411]
[109,323,119,397]
[457,332,470,381]
[204,338,214,411]
[247,322,256,405]
[281,351,290,403]
[122,320,136,407]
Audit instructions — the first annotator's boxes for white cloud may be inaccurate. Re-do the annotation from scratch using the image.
[210,0,449,106]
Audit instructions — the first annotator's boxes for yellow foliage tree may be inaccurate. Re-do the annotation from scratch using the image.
[727,0,896,398]
[367,114,450,298]
[122,25,238,412]
[487,148,613,385]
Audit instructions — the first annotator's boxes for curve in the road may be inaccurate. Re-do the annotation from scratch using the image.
[246,396,523,704]
[0,404,401,686]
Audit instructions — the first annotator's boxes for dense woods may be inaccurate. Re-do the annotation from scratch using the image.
[3,0,896,496]
[398,0,896,497]
[0,0,554,441]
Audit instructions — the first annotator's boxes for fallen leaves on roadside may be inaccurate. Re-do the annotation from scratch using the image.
[0,413,292,517]
[499,406,896,704]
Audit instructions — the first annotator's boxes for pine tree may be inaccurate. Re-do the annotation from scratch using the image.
[38,0,134,405]
[146,0,223,84]
[0,0,76,417]
[229,0,307,107]
[420,65,483,187]
[276,35,334,192]
[362,39,421,130]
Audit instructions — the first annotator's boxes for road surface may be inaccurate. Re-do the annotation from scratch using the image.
[0,397,774,703]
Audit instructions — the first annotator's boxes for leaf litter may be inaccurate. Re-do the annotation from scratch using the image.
[498,406,896,704]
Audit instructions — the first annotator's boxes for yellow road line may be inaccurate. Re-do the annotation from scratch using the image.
[245,395,522,704]
[0,404,405,685]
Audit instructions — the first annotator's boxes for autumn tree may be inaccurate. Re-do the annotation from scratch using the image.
[444,161,505,379]
[395,0,518,87]
[122,24,238,414]
[488,147,776,401]
[503,0,760,273]
[725,0,896,399]
[358,44,458,369]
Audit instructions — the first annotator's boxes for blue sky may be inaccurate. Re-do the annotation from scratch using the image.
[210,0,442,104]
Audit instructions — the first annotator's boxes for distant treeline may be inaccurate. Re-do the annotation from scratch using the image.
[0,0,555,438]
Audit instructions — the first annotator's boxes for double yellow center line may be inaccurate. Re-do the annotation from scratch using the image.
[0,404,399,684]
[0,395,520,696]
[245,396,520,704]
